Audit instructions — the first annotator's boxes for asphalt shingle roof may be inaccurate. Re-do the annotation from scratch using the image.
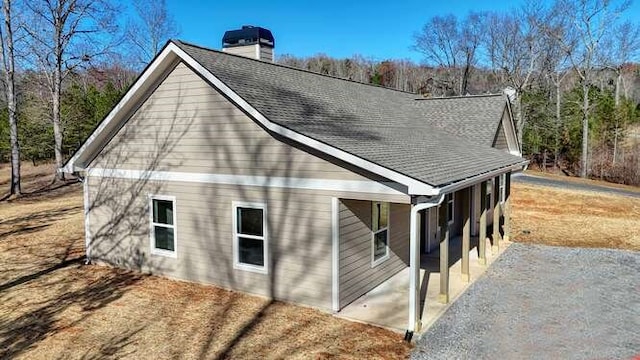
[175,40,525,188]
[413,96,508,147]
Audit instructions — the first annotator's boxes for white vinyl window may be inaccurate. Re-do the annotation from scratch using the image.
[446,193,454,224]
[500,174,506,204]
[149,195,177,258]
[233,202,268,273]
[371,201,390,267]
[486,180,493,209]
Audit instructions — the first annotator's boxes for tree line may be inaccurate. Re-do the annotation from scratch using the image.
[0,0,177,197]
[1,0,639,199]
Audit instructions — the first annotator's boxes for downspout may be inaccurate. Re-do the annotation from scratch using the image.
[407,193,445,339]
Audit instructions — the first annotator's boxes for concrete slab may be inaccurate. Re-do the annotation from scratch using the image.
[336,235,511,333]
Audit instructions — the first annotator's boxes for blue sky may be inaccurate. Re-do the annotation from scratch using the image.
[163,0,640,63]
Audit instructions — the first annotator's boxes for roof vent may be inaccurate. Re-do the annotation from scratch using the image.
[222,25,274,62]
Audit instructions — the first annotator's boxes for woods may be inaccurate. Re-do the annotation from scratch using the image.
[1,0,639,198]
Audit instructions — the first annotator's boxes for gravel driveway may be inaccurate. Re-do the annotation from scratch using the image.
[412,243,639,360]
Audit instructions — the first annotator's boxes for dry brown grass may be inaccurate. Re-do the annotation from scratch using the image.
[511,182,640,250]
[0,163,411,360]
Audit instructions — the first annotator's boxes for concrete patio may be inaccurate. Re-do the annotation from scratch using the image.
[337,235,510,333]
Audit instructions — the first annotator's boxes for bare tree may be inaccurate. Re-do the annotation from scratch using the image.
[23,0,119,180]
[547,0,630,178]
[601,21,640,164]
[413,13,483,95]
[484,3,544,147]
[0,0,20,195]
[539,14,572,169]
[126,0,178,68]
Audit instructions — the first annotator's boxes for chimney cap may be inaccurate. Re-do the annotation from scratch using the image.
[222,25,274,48]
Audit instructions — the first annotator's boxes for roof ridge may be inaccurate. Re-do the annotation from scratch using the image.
[173,39,417,96]
[414,93,506,101]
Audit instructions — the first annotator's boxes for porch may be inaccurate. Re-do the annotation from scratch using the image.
[336,234,510,332]
[334,173,513,334]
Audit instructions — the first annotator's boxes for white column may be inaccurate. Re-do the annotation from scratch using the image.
[408,205,421,333]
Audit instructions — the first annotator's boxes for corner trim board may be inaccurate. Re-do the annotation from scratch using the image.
[331,197,340,312]
[83,178,92,262]
[87,168,406,195]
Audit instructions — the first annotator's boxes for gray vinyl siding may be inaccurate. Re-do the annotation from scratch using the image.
[259,46,274,62]
[338,199,409,309]
[87,175,336,309]
[492,121,508,150]
[222,45,258,59]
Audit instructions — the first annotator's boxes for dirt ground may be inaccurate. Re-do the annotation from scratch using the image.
[0,163,411,360]
[510,181,640,250]
[0,163,638,359]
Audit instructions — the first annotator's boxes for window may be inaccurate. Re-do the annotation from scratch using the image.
[371,201,389,266]
[233,202,268,273]
[499,174,506,204]
[149,195,177,257]
[446,193,454,224]
[486,180,493,208]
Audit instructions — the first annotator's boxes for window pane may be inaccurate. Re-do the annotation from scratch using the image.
[372,202,388,231]
[238,236,264,266]
[374,230,388,260]
[153,199,173,225]
[154,226,174,251]
[379,203,389,229]
[237,207,264,236]
[447,202,453,222]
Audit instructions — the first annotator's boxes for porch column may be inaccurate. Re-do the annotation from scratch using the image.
[461,187,471,282]
[478,181,487,265]
[408,204,421,333]
[438,200,449,304]
[493,176,501,254]
[503,172,512,241]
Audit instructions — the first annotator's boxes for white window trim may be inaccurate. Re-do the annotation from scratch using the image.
[149,194,177,258]
[446,193,455,225]
[371,202,390,268]
[232,201,268,274]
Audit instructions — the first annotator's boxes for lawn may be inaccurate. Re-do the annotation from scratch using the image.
[1,163,638,359]
[0,163,411,360]
[511,181,640,250]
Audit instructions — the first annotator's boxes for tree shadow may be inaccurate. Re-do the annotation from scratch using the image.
[0,266,143,359]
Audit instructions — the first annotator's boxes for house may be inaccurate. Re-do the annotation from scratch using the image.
[61,26,526,336]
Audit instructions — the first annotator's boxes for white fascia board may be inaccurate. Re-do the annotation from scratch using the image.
[87,168,407,196]
[61,46,179,173]
[169,43,437,196]
[503,101,521,154]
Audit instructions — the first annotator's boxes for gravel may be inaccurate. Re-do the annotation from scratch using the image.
[411,243,640,360]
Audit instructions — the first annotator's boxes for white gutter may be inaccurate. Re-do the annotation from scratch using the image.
[436,161,528,195]
[408,193,445,335]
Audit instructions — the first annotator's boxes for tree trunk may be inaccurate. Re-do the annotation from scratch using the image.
[53,26,64,181]
[581,82,589,178]
[554,80,561,170]
[2,0,20,195]
[615,71,622,107]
